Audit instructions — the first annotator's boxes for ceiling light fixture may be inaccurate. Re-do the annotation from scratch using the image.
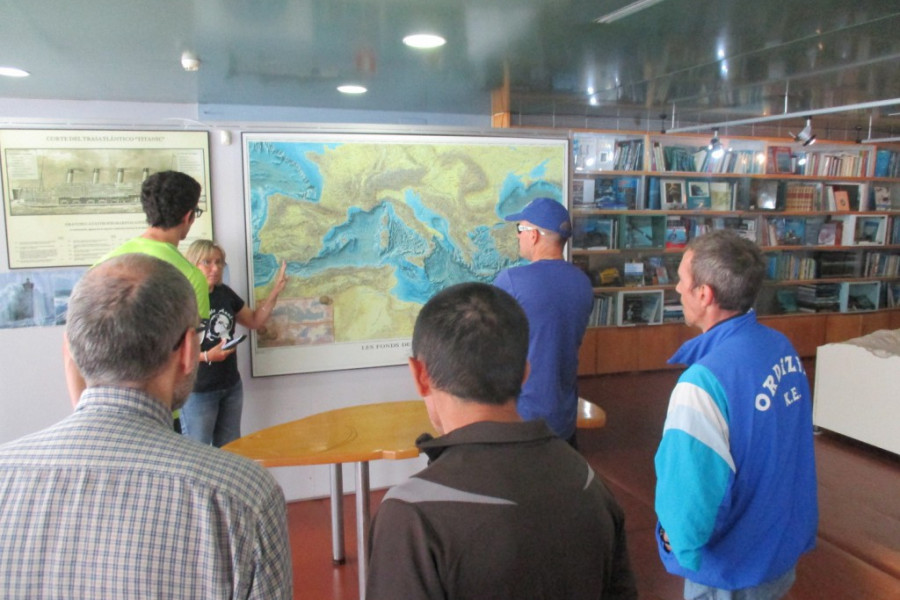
[402,33,446,49]
[791,116,817,146]
[708,128,725,159]
[180,51,200,72]
[0,66,30,78]
[594,0,666,24]
[337,84,367,95]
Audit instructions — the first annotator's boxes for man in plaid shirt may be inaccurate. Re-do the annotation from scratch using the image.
[0,254,292,599]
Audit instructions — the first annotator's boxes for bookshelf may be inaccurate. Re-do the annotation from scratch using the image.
[569,130,900,374]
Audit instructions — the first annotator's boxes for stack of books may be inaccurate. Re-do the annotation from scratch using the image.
[796,283,841,312]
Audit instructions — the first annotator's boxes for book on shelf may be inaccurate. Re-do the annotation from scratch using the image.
[573,135,615,172]
[821,185,858,211]
[623,216,657,248]
[801,150,869,177]
[781,218,807,246]
[761,218,788,246]
[687,216,712,239]
[574,216,616,249]
[839,281,881,312]
[614,177,640,209]
[647,256,670,285]
[617,290,663,326]
[872,185,892,211]
[619,293,647,326]
[887,282,900,308]
[612,139,644,171]
[573,136,595,171]
[765,253,816,280]
[817,221,841,246]
[732,218,758,242]
[686,180,711,209]
[784,182,818,211]
[750,180,779,210]
[594,177,617,209]
[874,149,900,178]
[588,293,617,327]
[767,145,794,174]
[893,217,900,245]
[833,189,851,211]
[709,181,733,211]
[661,179,686,209]
[852,215,887,245]
[817,252,859,278]
[646,178,661,210]
[864,252,900,277]
[659,144,703,172]
[623,261,645,286]
[803,217,824,246]
[776,289,799,313]
[664,216,688,248]
[662,302,684,323]
[796,283,841,313]
[572,178,595,207]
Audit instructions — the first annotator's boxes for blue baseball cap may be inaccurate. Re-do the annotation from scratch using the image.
[504,197,572,239]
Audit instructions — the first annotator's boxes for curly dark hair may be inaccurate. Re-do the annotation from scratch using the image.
[141,171,201,229]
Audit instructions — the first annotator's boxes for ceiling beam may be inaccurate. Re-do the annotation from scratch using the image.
[666,99,900,134]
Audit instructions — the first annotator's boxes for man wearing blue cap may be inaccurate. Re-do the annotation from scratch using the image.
[494,197,594,446]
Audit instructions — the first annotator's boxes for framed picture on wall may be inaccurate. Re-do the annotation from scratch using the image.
[0,129,212,268]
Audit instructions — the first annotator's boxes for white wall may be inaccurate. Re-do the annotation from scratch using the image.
[0,98,490,500]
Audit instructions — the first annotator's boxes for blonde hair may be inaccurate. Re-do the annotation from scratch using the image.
[185,239,225,265]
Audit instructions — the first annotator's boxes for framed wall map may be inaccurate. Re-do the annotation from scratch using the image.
[1,129,212,268]
[243,132,568,375]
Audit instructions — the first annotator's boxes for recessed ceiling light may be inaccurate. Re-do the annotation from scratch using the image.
[402,33,446,49]
[337,84,367,95]
[0,66,30,78]
[180,51,200,72]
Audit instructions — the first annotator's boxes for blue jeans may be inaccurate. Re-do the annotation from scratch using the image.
[684,567,796,600]
[180,380,243,447]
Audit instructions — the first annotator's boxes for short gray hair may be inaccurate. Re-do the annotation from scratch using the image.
[686,229,765,313]
[67,254,198,385]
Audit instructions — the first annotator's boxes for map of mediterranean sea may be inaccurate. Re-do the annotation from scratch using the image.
[244,134,567,374]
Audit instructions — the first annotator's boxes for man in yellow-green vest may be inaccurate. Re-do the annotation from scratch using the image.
[65,171,210,413]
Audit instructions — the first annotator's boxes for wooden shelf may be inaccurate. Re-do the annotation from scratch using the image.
[570,130,900,375]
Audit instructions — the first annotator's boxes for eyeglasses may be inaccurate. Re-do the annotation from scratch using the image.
[516,223,546,235]
[172,323,206,351]
[193,206,204,219]
[198,258,224,268]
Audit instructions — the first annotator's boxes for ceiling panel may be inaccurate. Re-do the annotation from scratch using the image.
[0,0,898,139]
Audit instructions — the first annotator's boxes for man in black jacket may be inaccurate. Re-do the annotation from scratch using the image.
[366,282,637,600]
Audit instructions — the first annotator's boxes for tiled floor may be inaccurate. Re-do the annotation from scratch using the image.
[286,371,900,599]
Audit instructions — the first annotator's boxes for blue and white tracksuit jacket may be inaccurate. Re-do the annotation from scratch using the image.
[654,310,818,590]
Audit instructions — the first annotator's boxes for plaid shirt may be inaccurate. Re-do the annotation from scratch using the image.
[0,386,292,599]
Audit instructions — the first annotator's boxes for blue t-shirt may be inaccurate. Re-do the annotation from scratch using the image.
[494,259,594,439]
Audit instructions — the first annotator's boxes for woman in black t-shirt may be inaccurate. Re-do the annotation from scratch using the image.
[180,240,288,446]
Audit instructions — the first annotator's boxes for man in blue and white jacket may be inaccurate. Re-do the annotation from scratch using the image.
[654,230,817,600]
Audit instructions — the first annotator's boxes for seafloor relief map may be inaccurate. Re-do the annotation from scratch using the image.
[244,134,567,374]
